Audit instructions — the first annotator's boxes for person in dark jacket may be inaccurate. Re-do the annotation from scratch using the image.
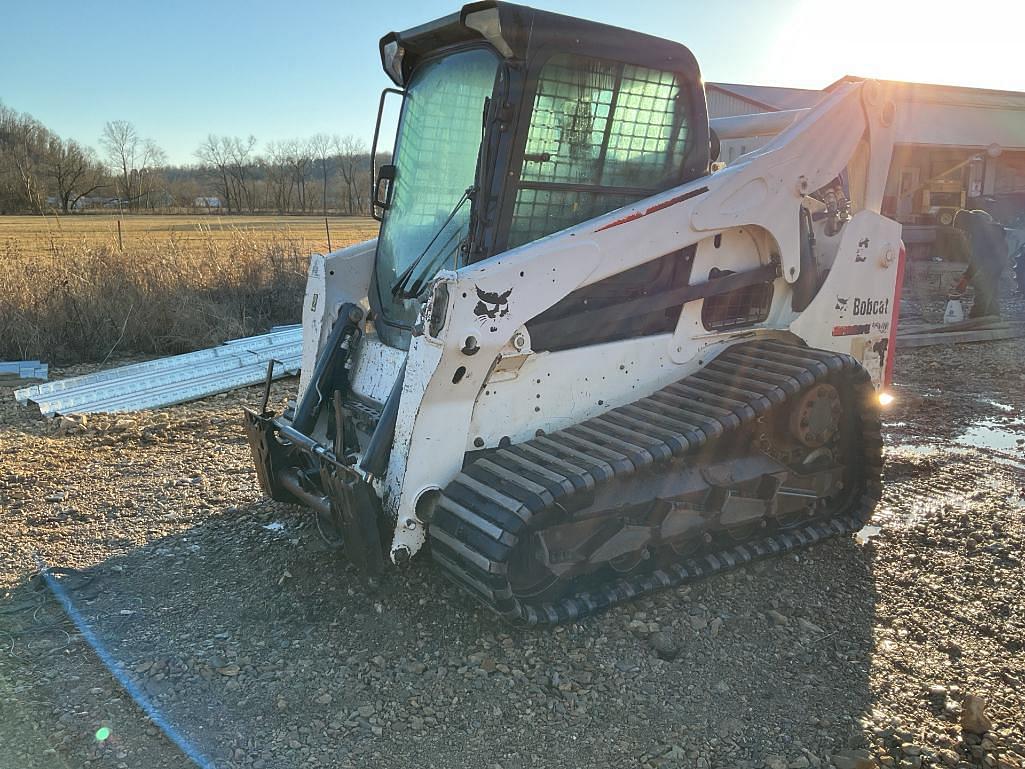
[953,209,1009,318]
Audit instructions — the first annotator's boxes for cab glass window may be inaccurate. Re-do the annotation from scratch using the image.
[507,54,691,248]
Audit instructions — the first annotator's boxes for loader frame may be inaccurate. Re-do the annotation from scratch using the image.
[249,2,903,575]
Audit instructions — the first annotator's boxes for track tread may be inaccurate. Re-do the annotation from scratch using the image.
[431,340,881,624]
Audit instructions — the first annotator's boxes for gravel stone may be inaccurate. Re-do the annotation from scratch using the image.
[649,631,679,661]
[961,694,993,735]
[3,304,1025,768]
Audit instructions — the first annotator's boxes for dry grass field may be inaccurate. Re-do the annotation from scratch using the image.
[0,214,379,364]
[0,214,379,260]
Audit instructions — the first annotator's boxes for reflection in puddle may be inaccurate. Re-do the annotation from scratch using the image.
[956,420,1025,453]
[889,443,939,457]
[982,399,1014,413]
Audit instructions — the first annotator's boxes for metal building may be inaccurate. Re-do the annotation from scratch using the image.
[707,77,1025,253]
[706,83,823,163]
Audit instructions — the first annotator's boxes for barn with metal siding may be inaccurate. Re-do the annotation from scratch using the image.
[706,83,823,163]
[834,78,1025,225]
[707,77,1025,251]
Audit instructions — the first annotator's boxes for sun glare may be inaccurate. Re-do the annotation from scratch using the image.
[768,0,1020,91]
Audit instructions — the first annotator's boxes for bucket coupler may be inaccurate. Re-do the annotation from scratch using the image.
[242,304,387,575]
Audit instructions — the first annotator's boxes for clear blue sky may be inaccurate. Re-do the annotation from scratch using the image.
[1,0,1020,165]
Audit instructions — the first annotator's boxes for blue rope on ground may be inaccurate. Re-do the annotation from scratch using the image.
[36,559,217,769]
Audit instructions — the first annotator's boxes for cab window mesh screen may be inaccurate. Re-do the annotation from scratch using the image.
[602,65,686,188]
[509,188,635,248]
[508,53,690,248]
[519,59,618,186]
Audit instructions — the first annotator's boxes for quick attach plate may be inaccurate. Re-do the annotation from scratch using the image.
[243,408,387,576]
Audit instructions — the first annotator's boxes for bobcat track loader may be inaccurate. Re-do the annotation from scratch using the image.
[244,2,904,623]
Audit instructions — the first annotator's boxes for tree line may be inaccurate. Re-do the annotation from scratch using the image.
[0,100,379,215]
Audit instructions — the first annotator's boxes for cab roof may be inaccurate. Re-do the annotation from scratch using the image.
[379,1,699,87]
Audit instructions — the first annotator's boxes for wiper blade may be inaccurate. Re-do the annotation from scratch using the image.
[405,227,464,299]
[390,187,473,300]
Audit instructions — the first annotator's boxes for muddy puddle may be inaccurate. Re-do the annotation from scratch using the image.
[955,419,1025,454]
[886,415,1025,467]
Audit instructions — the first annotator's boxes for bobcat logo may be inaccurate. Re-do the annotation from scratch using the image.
[835,296,849,314]
[474,286,512,324]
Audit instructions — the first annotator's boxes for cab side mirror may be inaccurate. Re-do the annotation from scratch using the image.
[370,86,405,222]
[373,164,397,219]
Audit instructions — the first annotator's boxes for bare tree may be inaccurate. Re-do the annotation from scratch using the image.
[196,135,233,211]
[334,134,368,215]
[227,135,257,212]
[285,139,314,213]
[309,133,336,216]
[264,141,295,214]
[100,121,165,210]
[100,120,138,208]
[138,139,167,210]
[45,137,107,213]
[0,103,49,213]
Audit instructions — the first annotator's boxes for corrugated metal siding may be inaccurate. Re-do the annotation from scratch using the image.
[709,83,823,111]
[14,327,302,416]
[706,88,781,164]
[706,90,766,119]
[0,361,48,380]
[895,102,1025,150]
[719,136,771,165]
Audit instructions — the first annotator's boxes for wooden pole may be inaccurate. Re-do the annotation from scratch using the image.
[117,218,124,251]
[325,217,332,253]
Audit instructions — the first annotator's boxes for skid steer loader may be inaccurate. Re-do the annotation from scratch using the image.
[244,1,904,623]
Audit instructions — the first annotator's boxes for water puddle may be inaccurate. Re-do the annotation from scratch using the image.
[955,420,1025,453]
[888,443,940,457]
[983,399,1014,413]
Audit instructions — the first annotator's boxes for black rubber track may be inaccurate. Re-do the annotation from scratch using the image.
[429,340,882,625]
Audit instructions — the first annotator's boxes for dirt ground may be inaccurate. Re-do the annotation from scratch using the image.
[2,324,1024,768]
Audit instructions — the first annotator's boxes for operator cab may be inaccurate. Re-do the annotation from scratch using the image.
[369,1,711,348]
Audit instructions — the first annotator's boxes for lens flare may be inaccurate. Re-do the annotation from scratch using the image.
[878,392,894,407]
[95,727,111,742]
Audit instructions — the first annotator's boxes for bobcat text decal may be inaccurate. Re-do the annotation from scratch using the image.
[835,295,889,319]
[852,297,890,316]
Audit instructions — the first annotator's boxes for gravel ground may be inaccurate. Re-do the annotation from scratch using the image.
[2,329,1024,769]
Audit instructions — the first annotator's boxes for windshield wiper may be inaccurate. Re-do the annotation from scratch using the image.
[390,187,474,300]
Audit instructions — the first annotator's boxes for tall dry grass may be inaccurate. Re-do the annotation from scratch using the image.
[0,230,308,364]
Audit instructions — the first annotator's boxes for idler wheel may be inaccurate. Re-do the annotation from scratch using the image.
[789,383,841,448]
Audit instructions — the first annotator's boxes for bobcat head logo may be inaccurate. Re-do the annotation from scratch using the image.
[835,296,849,314]
[474,286,512,324]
